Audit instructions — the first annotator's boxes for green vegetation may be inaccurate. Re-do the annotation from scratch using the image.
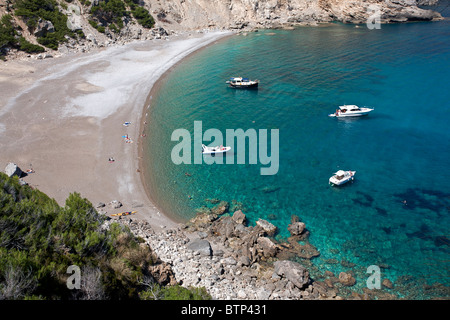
[19,36,46,53]
[12,0,81,50]
[139,284,211,300]
[1,0,155,58]
[90,0,126,31]
[0,173,210,300]
[131,6,155,28]
[89,0,155,33]
[0,14,45,59]
[0,14,17,50]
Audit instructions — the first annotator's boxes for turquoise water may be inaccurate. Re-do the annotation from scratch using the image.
[143,21,450,298]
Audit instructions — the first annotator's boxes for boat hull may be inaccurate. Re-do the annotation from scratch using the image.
[229,83,259,89]
[329,108,374,118]
[202,146,231,154]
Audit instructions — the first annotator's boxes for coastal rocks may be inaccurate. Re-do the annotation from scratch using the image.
[4,162,24,178]
[232,209,246,224]
[382,278,394,289]
[273,260,310,289]
[256,237,278,258]
[114,212,377,300]
[288,215,306,236]
[338,272,356,287]
[256,219,277,236]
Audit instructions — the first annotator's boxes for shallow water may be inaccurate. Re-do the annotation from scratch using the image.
[143,21,450,298]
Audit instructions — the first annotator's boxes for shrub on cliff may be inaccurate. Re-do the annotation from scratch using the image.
[0,173,210,300]
[0,14,45,58]
[90,0,127,31]
[131,6,155,28]
[13,0,77,50]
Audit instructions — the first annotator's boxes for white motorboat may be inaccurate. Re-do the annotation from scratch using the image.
[226,77,259,89]
[202,144,231,154]
[329,170,356,186]
[329,105,374,118]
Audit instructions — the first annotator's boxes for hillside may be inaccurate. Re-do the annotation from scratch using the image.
[0,0,444,60]
[0,172,210,300]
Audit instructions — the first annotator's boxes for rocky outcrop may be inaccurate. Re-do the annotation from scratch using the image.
[34,19,55,37]
[4,162,24,178]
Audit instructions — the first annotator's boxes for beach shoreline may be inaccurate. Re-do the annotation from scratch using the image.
[0,31,232,232]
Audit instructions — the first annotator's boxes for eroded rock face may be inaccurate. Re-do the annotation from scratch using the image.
[146,0,442,30]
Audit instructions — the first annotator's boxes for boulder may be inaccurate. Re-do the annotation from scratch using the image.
[273,260,310,289]
[186,238,212,256]
[211,201,229,215]
[221,257,237,266]
[256,219,277,236]
[288,221,306,236]
[232,210,246,225]
[5,163,23,178]
[34,19,55,37]
[66,5,83,31]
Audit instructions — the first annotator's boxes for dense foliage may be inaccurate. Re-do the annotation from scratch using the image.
[130,6,155,29]
[0,173,210,300]
[0,14,45,59]
[13,0,80,50]
[90,0,155,33]
[0,0,155,57]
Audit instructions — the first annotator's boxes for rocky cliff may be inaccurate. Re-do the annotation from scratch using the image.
[148,0,443,30]
[0,0,444,60]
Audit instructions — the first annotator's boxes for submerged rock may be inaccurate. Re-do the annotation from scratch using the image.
[339,272,356,287]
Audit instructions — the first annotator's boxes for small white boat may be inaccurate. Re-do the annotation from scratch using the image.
[202,144,231,154]
[226,77,259,89]
[329,105,374,118]
[329,170,356,186]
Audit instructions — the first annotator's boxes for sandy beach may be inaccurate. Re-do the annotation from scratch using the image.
[0,31,231,232]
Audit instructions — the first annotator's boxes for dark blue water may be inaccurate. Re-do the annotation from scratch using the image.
[143,21,450,298]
